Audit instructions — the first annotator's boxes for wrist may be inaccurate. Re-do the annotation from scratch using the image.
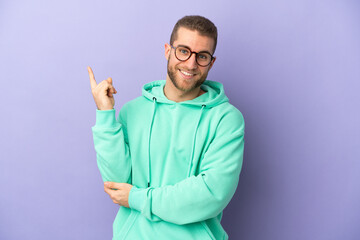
[95,109,117,127]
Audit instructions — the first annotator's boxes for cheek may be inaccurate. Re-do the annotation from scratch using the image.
[198,68,207,76]
[169,58,180,70]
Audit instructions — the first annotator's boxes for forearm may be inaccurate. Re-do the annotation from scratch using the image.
[129,173,239,225]
[129,132,244,224]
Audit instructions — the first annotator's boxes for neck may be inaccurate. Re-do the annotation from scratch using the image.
[163,79,205,103]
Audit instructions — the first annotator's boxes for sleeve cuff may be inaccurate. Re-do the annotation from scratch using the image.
[95,109,117,127]
[129,186,148,212]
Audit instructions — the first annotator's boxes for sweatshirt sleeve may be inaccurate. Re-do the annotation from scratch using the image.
[92,109,132,183]
[128,109,244,225]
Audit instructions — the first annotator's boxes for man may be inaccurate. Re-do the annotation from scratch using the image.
[89,15,244,240]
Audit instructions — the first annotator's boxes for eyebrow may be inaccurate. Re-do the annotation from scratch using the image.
[176,44,213,55]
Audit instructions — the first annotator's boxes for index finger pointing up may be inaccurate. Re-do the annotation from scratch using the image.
[87,66,97,89]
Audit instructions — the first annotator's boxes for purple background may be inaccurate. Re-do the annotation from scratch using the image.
[1,0,359,239]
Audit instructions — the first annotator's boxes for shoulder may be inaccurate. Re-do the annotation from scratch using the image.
[120,96,146,111]
[117,96,146,121]
[118,95,156,122]
[212,102,245,133]
[120,94,155,113]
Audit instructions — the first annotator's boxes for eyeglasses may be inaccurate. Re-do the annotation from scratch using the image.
[170,45,214,67]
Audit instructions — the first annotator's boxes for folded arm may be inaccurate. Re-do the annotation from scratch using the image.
[128,110,245,225]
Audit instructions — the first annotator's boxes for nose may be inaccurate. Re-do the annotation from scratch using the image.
[184,53,198,69]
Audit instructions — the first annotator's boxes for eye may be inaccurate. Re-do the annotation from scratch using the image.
[198,53,209,60]
[179,48,189,55]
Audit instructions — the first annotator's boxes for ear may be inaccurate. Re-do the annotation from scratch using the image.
[208,56,216,70]
[164,43,171,60]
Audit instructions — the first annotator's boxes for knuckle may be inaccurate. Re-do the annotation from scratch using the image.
[102,80,109,86]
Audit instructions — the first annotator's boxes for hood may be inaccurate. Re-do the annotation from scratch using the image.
[142,80,229,108]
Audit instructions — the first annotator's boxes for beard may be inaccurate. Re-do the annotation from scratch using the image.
[167,55,208,93]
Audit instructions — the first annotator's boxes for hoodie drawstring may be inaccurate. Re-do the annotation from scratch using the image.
[147,97,157,187]
[186,104,206,177]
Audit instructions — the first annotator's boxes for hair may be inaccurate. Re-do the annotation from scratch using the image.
[170,15,218,53]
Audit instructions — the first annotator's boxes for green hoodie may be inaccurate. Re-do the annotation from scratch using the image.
[92,80,245,240]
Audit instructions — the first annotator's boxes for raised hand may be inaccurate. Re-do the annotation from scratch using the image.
[88,66,117,110]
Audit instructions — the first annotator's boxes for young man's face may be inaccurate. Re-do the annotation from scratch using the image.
[165,27,216,94]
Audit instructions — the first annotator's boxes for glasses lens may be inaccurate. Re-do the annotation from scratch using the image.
[196,52,212,66]
[175,47,191,61]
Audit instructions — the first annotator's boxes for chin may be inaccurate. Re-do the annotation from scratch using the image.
[174,78,200,92]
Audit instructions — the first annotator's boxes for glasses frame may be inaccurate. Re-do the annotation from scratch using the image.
[170,45,215,67]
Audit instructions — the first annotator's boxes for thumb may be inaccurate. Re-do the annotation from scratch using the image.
[106,77,113,85]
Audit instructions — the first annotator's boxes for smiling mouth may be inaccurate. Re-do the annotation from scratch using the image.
[179,69,196,77]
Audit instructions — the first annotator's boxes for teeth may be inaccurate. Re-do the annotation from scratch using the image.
[180,70,195,76]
